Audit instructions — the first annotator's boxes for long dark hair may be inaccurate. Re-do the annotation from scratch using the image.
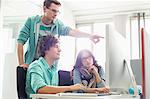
[74,49,100,70]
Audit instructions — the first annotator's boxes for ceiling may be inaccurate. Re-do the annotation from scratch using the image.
[63,1,150,23]
[3,0,150,24]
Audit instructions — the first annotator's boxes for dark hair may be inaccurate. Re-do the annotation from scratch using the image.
[44,0,61,8]
[74,49,99,69]
[38,35,59,57]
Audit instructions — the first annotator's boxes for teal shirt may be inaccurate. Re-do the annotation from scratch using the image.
[26,57,58,99]
[17,15,71,64]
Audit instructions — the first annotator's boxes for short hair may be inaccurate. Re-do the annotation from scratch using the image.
[38,35,59,57]
[43,0,61,8]
[74,49,99,69]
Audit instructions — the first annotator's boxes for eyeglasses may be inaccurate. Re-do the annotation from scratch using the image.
[81,56,92,61]
[47,8,60,14]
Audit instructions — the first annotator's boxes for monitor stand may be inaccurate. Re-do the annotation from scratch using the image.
[124,59,138,97]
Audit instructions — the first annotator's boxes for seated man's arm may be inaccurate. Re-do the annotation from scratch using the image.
[29,66,85,94]
[37,84,84,94]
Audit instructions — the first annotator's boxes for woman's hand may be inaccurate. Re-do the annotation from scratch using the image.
[88,66,98,75]
[95,87,110,93]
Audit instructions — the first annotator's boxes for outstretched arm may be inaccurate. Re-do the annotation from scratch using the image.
[69,29,104,43]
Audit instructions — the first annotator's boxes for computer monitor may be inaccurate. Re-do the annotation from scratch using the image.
[105,24,138,96]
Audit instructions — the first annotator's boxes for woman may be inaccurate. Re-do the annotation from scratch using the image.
[73,49,109,93]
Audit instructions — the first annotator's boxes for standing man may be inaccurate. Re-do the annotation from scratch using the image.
[26,35,85,98]
[17,0,103,68]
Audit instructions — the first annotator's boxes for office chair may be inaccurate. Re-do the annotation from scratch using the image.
[17,66,27,99]
[58,70,73,86]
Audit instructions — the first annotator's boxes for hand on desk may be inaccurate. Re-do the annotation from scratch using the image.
[83,86,110,93]
[95,87,110,93]
[70,84,86,91]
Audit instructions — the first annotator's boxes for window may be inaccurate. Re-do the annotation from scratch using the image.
[93,23,106,69]
[130,19,139,59]
[145,18,150,35]
[76,22,112,71]
[130,16,150,59]
[57,37,75,71]
[76,25,92,55]
[93,22,112,70]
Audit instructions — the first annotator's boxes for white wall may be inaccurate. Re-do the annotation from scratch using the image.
[3,0,42,25]
[59,2,75,27]
[0,0,3,98]
[57,1,76,71]
[1,28,18,99]
[145,31,150,99]
[2,53,18,99]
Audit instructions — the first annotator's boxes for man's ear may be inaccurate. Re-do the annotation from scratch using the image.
[43,6,46,12]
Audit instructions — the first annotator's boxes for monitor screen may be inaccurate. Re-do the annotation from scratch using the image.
[105,24,137,94]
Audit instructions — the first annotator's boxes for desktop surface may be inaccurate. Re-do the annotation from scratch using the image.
[31,93,140,99]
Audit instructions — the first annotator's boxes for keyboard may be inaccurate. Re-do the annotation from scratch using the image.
[109,91,121,95]
[98,91,120,96]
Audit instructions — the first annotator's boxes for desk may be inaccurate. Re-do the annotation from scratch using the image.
[31,93,140,99]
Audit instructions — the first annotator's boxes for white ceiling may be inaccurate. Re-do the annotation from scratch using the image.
[64,1,149,10]
[4,0,150,15]
[3,0,150,24]
[63,1,150,23]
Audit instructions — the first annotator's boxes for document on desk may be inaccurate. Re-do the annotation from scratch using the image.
[57,92,120,97]
[57,93,99,97]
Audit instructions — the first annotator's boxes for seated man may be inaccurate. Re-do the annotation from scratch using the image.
[73,49,109,93]
[26,35,85,99]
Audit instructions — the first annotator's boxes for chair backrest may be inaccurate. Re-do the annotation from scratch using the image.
[17,66,27,99]
[58,70,73,86]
